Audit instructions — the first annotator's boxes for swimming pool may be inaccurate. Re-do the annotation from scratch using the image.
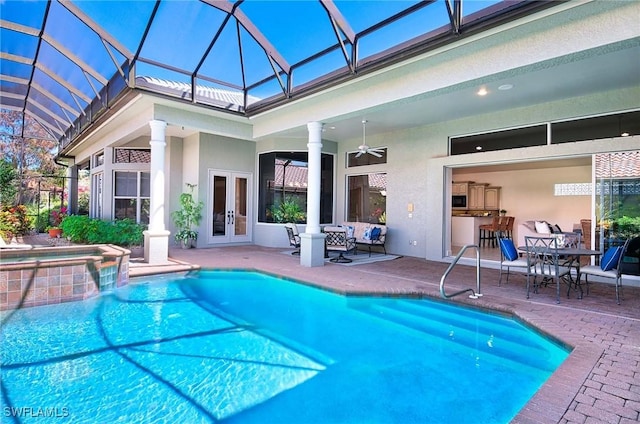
[1,270,568,423]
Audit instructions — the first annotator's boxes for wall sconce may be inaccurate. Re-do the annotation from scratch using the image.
[407,203,414,212]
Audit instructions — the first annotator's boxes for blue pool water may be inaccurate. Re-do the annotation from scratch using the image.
[0,270,569,423]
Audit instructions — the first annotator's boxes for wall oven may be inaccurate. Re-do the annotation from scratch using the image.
[452,195,467,209]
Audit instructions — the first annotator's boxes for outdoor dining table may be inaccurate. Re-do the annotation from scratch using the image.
[517,245,602,299]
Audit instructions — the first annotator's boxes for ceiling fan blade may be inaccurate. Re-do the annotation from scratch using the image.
[368,150,383,158]
[355,150,364,158]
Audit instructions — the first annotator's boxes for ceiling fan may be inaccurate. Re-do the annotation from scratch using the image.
[356,120,385,158]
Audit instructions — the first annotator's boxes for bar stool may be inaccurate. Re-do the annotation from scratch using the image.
[505,216,515,239]
[479,216,500,247]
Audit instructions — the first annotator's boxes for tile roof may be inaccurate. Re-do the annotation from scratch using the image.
[595,151,640,179]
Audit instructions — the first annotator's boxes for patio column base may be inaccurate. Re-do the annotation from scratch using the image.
[143,230,171,264]
[300,232,326,267]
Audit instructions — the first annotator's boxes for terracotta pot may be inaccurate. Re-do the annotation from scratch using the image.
[48,228,63,238]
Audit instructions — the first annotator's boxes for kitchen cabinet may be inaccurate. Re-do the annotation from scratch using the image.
[468,184,487,209]
[484,187,501,210]
[452,182,469,195]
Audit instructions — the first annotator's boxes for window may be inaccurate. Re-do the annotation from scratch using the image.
[113,171,150,224]
[93,151,104,168]
[595,151,640,250]
[347,148,387,167]
[258,152,334,223]
[554,183,592,196]
[450,111,639,155]
[552,111,640,144]
[347,173,387,224]
[114,148,151,163]
[450,125,547,155]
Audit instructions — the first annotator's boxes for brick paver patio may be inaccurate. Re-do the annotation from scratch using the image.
[135,245,640,424]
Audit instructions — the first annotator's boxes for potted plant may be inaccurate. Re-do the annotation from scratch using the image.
[499,209,507,216]
[171,184,203,248]
[47,206,67,238]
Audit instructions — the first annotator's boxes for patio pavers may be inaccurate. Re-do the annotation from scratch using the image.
[145,245,640,423]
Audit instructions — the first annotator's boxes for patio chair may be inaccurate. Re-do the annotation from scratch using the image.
[524,236,572,303]
[496,230,529,286]
[324,226,356,263]
[284,223,301,255]
[578,238,630,304]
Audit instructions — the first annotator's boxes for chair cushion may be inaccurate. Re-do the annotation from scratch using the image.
[370,227,381,240]
[601,246,623,271]
[499,238,519,261]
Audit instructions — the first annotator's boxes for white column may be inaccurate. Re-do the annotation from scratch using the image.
[144,120,171,264]
[300,121,326,267]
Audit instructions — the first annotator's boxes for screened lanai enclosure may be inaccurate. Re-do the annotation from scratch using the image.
[1,0,559,144]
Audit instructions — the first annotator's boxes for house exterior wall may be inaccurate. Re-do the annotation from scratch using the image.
[194,133,256,248]
[328,86,640,260]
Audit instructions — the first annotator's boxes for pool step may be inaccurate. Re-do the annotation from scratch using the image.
[356,302,559,370]
[377,300,541,349]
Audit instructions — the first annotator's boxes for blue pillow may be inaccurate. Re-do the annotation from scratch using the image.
[601,246,623,271]
[499,238,518,261]
[370,227,381,240]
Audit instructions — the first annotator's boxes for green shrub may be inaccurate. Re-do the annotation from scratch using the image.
[59,215,92,242]
[612,216,640,239]
[60,216,145,247]
[269,197,306,223]
[33,207,53,233]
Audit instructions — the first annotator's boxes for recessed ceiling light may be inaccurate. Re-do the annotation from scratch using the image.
[476,146,483,151]
[498,84,513,91]
[621,132,630,137]
[477,88,488,96]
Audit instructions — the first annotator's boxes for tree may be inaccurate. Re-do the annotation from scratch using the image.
[0,110,63,204]
[0,159,17,206]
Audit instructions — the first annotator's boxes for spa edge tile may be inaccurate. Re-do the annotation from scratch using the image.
[7,280,21,292]
[48,286,61,298]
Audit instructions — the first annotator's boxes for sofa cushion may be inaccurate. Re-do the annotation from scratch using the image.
[535,221,551,234]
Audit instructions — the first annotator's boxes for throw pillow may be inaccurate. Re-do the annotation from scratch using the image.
[552,224,562,233]
[370,227,381,240]
[534,221,551,234]
[498,238,519,261]
[600,246,623,271]
[363,228,371,240]
[345,225,355,238]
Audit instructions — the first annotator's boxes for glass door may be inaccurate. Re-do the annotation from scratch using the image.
[91,172,103,219]
[208,170,252,244]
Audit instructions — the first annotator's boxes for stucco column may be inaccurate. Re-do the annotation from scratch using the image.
[144,119,170,264]
[300,121,326,267]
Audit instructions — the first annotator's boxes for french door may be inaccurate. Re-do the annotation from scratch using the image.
[208,170,252,244]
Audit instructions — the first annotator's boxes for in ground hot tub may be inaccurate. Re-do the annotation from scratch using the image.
[0,244,130,310]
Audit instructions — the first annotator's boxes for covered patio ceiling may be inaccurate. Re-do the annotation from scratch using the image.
[1,0,561,146]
